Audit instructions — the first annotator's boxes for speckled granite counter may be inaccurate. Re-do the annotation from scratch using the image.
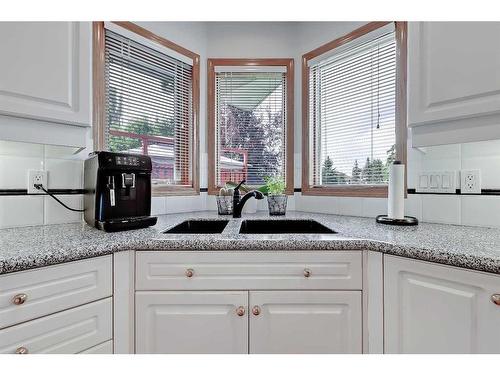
[1,211,500,275]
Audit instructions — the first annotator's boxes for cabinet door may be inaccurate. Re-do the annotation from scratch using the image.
[249,291,362,354]
[0,22,91,126]
[409,22,500,126]
[135,291,248,354]
[384,255,500,353]
[408,22,500,147]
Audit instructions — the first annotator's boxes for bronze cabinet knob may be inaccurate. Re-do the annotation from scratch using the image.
[303,268,311,278]
[252,306,261,316]
[15,347,28,354]
[185,268,194,278]
[12,293,27,305]
[492,294,500,306]
[236,306,245,316]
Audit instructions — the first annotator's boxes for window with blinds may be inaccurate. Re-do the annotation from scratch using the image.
[308,27,397,187]
[104,28,193,187]
[214,69,287,187]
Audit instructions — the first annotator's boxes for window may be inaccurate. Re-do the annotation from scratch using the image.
[207,59,294,194]
[302,22,407,197]
[93,22,200,195]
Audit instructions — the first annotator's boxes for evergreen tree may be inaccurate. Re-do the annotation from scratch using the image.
[321,156,347,184]
[361,157,386,184]
[351,159,362,183]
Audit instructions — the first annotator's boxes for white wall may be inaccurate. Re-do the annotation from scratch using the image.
[2,21,500,229]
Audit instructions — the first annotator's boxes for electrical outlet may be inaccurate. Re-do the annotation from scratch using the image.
[27,170,47,194]
[460,169,481,194]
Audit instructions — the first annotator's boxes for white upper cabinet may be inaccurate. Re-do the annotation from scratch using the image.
[408,22,500,146]
[0,22,91,127]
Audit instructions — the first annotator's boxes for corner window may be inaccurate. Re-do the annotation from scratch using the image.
[93,22,200,195]
[207,59,294,194]
[302,22,407,197]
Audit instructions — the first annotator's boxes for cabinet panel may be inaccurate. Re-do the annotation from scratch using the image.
[0,255,112,329]
[135,291,248,354]
[0,22,91,126]
[249,291,362,354]
[409,22,500,126]
[79,340,113,354]
[136,251,362,291]
[384,255,500,353]
[0,298,112,354]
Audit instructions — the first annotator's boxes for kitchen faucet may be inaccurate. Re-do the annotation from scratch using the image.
[232,180,264,218]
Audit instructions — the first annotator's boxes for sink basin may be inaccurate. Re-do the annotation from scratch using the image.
[239,219,336,234]
[164,220,229,234]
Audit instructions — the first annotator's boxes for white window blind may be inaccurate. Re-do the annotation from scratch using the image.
[309,29,397,186]
[215,70,287,187]
[104,29,193,187]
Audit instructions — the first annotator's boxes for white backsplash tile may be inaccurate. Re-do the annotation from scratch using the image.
[0,155,44,189]
[0,140,44,157]
[151,197,167,215]
[166,194,206,213]
[362,198,387,218]
[335,197,363,217]
[0,196,44,228]
[422,195,461,224]
[45,159,83,189]
[461,140,500,189]
[405,195,423,221]
[44,195,83,225]
[461,195,500,228]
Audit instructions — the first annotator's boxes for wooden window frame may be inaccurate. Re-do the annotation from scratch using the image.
[301,22,407,198]
[207,58,294,195]
[92,21,200,197]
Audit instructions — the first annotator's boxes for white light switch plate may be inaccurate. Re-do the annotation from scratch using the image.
[460,169,481,194]
[416,171,456,194]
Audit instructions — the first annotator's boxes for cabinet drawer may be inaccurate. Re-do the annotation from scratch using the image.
[136,251,362,290]
[79,340,113,354]
[0,256,112,329]
[0,298,112,354]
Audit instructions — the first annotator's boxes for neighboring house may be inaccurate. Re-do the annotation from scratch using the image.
[124,141,248,185]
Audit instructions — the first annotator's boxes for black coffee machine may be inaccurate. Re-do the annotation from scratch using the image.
[84,151,158,232]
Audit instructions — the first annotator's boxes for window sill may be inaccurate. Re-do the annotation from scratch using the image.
[301,185,388,198]
[152,186,200,197]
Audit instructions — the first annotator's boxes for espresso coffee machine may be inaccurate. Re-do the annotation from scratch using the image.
[84,151,157,232]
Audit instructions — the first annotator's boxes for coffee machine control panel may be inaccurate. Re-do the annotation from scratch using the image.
[115,155,140,166]
[98,152,151,170]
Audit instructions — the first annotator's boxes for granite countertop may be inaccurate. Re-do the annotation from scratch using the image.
[1,211,500,275]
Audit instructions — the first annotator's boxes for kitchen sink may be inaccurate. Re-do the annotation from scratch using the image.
[164,220,229,234]
[239,219,336,234]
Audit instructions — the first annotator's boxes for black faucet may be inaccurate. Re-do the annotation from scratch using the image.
[232,180,264,218]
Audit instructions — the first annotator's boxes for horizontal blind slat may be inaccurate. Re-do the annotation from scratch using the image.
[104,29,193,187]
[310,31,397,186]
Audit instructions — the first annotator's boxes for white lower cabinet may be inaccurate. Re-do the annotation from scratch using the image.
[135,291,248,354]
[79,340,113,354]
[0,298,112,354]
[133,251,364,354]
[384,255,500,353]
[249,291,362,354]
